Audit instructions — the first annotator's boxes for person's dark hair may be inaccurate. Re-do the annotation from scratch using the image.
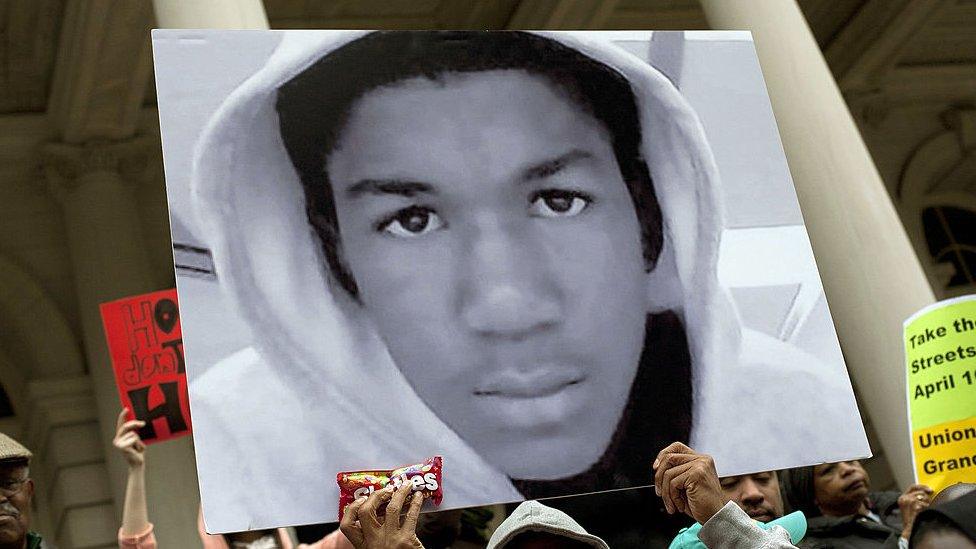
[0,457,29,473]
[781,465,821,518]
[416,509,462,549]
[909,514,965,547]
[276,31,663,297]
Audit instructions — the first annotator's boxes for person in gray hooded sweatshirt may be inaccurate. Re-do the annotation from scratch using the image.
[487,501,610,549]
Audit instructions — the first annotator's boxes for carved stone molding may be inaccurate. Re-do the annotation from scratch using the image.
[845,88,891,128]
[896,107,976,298]
[40,137,152,201]
[0,0,64,114]
[23,375,116,549]
[898,107,976,202]
[943,107,976,152]
[47,0,154,142]
[0,254,85,381]
[506,0,621,29]
[825,0,952,92]
[882,64,976,106]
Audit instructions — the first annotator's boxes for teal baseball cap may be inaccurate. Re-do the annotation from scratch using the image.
[773,511,807,542]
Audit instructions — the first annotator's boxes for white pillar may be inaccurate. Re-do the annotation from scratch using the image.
[152,0,269,29]
[42,139,201,548]
[699,0,935,488]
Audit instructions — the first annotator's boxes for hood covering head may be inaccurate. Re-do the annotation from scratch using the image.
[191,30,739,522]
[487,501,609,549]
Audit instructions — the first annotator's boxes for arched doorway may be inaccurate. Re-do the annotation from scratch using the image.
[898,108,976,298]
[921,204,976,295]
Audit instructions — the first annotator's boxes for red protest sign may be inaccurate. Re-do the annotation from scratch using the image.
[100,288,191,444]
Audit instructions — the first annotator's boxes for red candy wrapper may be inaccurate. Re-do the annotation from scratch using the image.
[337,456,443,520]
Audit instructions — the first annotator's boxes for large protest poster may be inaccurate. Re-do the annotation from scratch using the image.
[152,30,869,531]
[905,295,976,491]
[100,289,190,444]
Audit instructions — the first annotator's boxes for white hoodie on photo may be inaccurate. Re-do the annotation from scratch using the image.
[172,31,868,533]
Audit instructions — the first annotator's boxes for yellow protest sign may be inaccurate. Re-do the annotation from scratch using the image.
[905,295,976,492]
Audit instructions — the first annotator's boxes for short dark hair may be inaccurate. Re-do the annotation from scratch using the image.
[0,458,29,484]
[276,31,663,297]
[909,514,961,546]
[0,457,29,470]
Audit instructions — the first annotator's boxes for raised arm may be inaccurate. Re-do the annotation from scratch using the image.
[113,408,156,549]
[654,442,800,549]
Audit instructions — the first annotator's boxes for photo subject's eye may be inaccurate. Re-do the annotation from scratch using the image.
[377,206,444,237]
[529,189,592,218]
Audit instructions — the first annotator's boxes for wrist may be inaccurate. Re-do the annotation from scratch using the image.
[712,498,730,518]
[699,498,729,524]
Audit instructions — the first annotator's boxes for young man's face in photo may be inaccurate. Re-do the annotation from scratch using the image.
[328,69,654,479]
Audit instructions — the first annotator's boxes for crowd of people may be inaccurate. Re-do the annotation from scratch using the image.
[1,414,974,549]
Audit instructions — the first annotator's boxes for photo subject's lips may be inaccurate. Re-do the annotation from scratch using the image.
[471,366,590,429]
[473,366,586,399]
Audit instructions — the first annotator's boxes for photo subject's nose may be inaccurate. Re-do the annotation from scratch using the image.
[462,286,561,337]
[459,226,562,338]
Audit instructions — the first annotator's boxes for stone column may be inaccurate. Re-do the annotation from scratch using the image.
[23,375,116,548]
[152,0,269,29]
[42,139,201,548]
[699,0,935,487]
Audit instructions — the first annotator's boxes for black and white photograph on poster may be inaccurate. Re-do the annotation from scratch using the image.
[152,30,870,532]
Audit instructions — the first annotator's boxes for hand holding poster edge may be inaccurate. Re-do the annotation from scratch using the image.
[99,288,192,445]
